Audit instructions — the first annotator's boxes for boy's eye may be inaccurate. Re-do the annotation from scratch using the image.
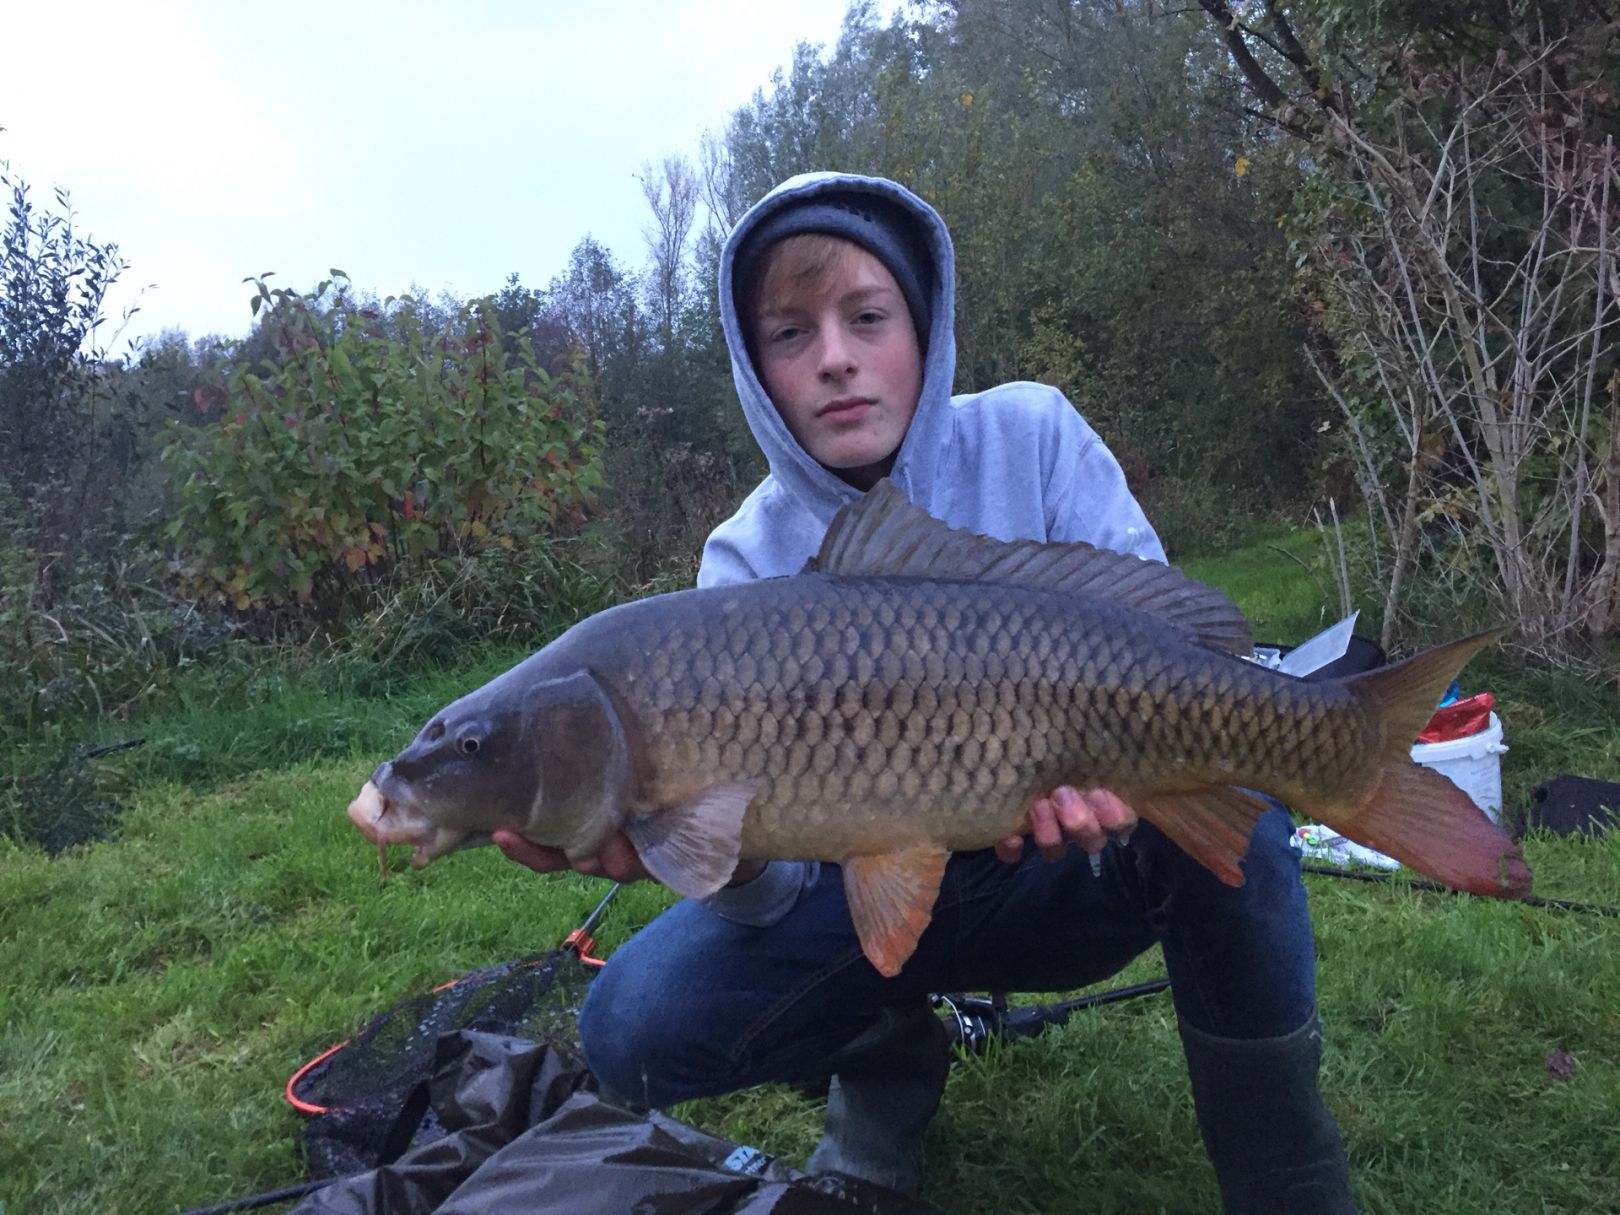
[769,325,805,344]
[853,309,886,326]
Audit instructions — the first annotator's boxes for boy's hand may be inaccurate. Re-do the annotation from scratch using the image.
[492,828,768,889]
[493,827,653,884]
[995,786,1138,864]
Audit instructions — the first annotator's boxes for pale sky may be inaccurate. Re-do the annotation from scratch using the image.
[0,0,874,350]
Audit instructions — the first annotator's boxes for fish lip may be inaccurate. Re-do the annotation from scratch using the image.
[346,782,386,844]
[818,395,875,417]
[347,780,435,849]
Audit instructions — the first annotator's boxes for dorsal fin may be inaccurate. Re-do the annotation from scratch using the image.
[812,480,1253,655]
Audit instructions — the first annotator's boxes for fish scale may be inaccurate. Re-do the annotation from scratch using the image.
[581,574,1365,859]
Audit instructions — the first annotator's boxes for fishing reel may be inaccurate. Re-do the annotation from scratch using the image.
[934,980,1174,1057]
[932,992,1014,1055]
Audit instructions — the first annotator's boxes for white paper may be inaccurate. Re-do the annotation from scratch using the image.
[1276,611,1360,678]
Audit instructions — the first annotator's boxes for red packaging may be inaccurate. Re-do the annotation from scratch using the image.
[1416,692,1495,744]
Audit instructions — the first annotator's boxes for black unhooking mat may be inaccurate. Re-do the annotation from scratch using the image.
[289,1028,933,1215]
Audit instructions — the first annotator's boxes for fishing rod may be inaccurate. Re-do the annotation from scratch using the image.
[935,857,1619,1055]
[1301,862,1619,917]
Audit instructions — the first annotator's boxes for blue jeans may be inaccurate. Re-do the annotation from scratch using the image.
[579,807,1316,1109]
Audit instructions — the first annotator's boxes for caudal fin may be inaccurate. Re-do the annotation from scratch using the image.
[1320,630,1532,899]
[1350,630,1504,753]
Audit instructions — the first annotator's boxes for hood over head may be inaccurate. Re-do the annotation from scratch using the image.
[733,190,934,357]
[718,172,958,520]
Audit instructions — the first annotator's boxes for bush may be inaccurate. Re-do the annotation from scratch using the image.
[0,157,132,557]
[0,485,219,734]
[163,276,604,617]
[1138,473,1264,562]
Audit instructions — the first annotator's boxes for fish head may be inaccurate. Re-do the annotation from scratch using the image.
[347,668,632,869]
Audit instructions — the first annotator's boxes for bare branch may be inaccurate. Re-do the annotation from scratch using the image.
[1301,34,1617,655]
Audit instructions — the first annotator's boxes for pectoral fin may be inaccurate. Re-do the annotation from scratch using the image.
[1134,785,1271,885]
[842,846,949,978]
[623,783,757,899]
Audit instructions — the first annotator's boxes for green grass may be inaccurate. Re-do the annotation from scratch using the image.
[0,763,680,1213]
[677,834,1620,1215]
[2,527,1618,1213]
[1181,523,1346,644]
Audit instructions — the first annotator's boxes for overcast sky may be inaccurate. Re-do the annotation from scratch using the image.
[1,0,873,350]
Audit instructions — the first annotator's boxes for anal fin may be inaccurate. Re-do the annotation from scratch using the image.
[842,846,949,978]
[1134,785,1272,886]
[623,783,757,899]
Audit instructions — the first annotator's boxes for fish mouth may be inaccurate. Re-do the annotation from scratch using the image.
[347,780,434,850]
[347,779,471,868]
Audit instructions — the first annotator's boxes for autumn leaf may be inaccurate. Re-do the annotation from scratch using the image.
[1545,1049,1577,1081]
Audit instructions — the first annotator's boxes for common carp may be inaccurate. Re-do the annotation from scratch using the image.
[348,481,1531,976]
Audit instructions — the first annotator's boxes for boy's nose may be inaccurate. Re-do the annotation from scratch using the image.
[816,330,856,378]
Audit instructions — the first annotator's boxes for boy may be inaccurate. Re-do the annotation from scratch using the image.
[495,173,1356,1213]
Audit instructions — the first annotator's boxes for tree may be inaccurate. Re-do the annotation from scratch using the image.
[639,155,699,352]
[0,159,131,549]
[491,272,574,370]
[1195,0,1620,654]
[546,237,642,379]
[1299,44,1619,653]
[912,1,1330,513]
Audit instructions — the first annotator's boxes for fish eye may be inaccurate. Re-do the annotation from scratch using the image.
[460,736,481,755]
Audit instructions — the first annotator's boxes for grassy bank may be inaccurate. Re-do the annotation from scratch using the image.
[1,528,1617,1214]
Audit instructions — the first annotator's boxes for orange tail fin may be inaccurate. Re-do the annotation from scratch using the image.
[1318,631,1531,899]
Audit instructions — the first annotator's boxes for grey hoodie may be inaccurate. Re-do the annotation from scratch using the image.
[699,171,1164,589]
[698,173,1166,927]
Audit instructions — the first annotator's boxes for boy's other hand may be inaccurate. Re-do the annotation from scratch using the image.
[493,827,653,884]
[995,786,1138,864]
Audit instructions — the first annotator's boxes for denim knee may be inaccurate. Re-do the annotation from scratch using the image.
[578,953,702,1109]
[1133,803,1298,902]
[1144,804,1318,1037]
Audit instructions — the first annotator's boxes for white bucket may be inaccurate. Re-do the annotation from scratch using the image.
[1410,712,1507,823]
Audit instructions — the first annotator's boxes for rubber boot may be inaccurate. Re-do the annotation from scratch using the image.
[805,1001,951,1196]
[1177,1014,1358,1215]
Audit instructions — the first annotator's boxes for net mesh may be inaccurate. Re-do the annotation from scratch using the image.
[290,948,599,1178]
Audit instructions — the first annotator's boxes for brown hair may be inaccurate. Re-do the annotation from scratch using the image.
[747,233,866,328]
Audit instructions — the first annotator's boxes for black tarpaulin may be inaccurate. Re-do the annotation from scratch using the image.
[290,1030,932,1215]
[1529,775,1620,837]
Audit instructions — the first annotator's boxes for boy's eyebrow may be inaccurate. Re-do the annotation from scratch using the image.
[837,284,899,305]
[758,283,900,318]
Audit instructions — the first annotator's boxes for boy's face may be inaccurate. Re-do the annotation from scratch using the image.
[752,240,923,491]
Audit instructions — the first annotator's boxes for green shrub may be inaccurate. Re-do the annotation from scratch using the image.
[1138,473,1264,562]
[0,486,220,735]
[162,276,604,616]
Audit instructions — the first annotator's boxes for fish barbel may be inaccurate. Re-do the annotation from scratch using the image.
[349,482,1531,976]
